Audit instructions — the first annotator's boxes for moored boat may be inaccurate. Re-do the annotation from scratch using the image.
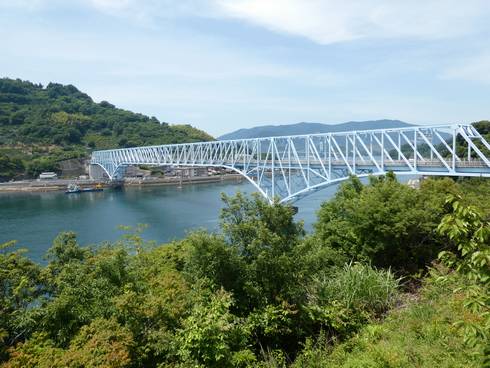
[65,183,103,194]
[65,184,81,194]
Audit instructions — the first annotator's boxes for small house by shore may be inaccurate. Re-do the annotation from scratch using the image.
[39,172,58,180]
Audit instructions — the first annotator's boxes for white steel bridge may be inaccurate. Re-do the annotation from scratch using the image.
[90,124,490,203]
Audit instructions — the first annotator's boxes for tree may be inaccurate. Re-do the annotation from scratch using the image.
[0,242,42,360]
[314,175,456,273]
[220,192,306,306]
[40,234,132,345]
[3,319,134,368]
[437,196,490,364]
[0,77,214,179]
[0,154,24,181]
[25,158,59,178]
[175,289,252,367]
[61,318,134,368]
[183,231,244,299]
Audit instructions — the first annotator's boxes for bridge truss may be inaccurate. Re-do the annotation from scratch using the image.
[91,124,490,203]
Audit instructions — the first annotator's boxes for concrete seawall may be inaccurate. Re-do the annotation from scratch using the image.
[124,174,243,187]
[0,174,244,193]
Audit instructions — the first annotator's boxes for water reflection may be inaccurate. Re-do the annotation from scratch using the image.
[0,175,415,262]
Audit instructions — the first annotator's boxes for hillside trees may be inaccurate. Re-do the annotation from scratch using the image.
[0,242,42,361]
[314,175,459,274]
[0,154,24,181]
[0,78,213,180]
[1,177,489,367]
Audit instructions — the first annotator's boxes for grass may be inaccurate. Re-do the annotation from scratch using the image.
[293,268,484,368]
[308,262,400,315]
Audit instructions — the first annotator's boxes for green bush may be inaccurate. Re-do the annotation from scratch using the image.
[25,157,59,177]
[293,269,482,368]
[219,192,306,308]
[437,196,490,364]
[3,319,134,368]
[305,262,399,338]
[314,175,458,274]
[0,242,42,361]
[308,262,399,315]
[0,154,24,181]
[175,289,252,367]
[1,188,487,367]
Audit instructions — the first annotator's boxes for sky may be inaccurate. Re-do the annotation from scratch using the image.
[1,0,489,137]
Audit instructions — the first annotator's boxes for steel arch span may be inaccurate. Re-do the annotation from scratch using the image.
[90,124,490,203]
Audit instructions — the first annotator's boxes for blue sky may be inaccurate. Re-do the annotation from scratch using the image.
[1,0,489,136]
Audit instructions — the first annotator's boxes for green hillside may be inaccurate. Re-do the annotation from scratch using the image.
[0,177,488,367]
[0,78,213,180]
[293,269,484,368]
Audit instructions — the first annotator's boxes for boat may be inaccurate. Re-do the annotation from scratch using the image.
[65,183,103,194]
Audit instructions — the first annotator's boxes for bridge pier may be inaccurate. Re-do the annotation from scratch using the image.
[89,164,108,181]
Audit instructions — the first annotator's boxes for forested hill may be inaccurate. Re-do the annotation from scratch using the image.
[0,78,213,180]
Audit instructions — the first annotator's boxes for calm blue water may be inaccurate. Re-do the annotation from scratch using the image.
[0,181,340,262]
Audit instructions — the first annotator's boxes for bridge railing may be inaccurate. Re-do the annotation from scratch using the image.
[90,124,490,202]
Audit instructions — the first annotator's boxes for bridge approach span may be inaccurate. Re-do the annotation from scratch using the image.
[90,124,490,203]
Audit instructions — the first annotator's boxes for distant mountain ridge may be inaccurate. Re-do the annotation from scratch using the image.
[219,120,414,140]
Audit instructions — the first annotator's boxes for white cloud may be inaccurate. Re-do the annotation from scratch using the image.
[52,1,490,45]
[2,0,489,135]
[441,54,490,84]
[88,0,132,12]
[0,0,49,10]
[4,0,490,45]
[215,0,490,44]
[86,0,217,25]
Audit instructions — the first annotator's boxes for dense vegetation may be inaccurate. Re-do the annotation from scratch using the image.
[294,268,483,367]
[0,78,213,180]
[1,175,489,367]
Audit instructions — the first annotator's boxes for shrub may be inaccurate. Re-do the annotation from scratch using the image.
[306,262,399,337]
[314,175,457,274]
[293,269,482,368]
[174,289,252,367]
[4,319,134,368]
[219,192,306,308]
[0,242,42,361]
[437,196,490,364]
[309,262,399,315]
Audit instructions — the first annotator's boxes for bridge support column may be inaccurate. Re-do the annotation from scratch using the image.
[89,164,107,181]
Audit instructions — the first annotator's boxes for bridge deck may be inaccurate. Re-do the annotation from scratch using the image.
[90,124,490,202]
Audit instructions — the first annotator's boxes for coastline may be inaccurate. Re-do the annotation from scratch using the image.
[0,174,244,193]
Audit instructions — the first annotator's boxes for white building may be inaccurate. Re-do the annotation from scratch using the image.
[39,172,58,180]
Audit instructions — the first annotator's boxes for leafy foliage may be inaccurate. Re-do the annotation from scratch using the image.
[293,269,483,368]
[175,289,251,367]
[0,78,213,180]
[308,262,399,318]
[0,154,24,181]
[3,319,134,368]
[314,174,459,274]
[2,176,490,367]
[0,242,42,361]
[437,196,490,364]
[219,192,306,308]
